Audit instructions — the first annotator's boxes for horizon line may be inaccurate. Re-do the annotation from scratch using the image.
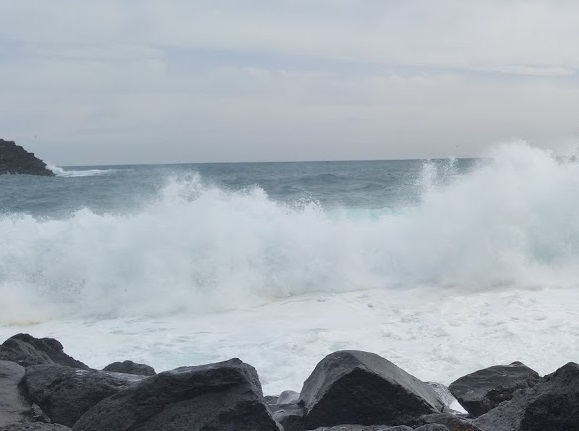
[60,156,478,169]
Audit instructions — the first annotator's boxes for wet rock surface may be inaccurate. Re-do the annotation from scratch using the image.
[449,361,540,417]
[0,361,33,426]
[0,425,70,431]
[299,350,444,429]
[412,413,481,431]
[1,333,579,430]
[72,358,280,431]
[102,360,156,376]
[25,364,142,427]
[0,334,87,369]
[474,362,579,431]
[0,140,54,176]
[311,426,413,431]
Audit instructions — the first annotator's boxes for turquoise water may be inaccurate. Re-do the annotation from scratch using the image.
[0,159,475,218]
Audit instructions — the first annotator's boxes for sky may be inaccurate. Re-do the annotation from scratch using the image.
[1,1,579,165]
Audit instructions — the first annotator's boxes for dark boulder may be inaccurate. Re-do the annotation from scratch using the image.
[449,361,539,417]
[265,395,280,404]
[267,390,304,431]
[270,401,305,431]
[474,362,579,431]
[0,334,88,369]
[0,425,70,431]
[0,339,53,368]
[311,427,413,431]
[25,364,143,427]
[72,358,281,431]
[415,426,450,431]
[426,383,460,412]
[299,350,444,429]
[102,360,155,376]
[0,360,34,426]
[278,390,300,405]
[412,413,482,431]
[0,140,54,176]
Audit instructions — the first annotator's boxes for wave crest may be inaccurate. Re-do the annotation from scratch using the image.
[48,165,118,177]
[3,143,579,323]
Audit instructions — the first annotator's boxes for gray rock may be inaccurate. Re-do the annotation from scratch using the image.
[0,339,53,368]
[299,350,443,429]
[265,395,280,405]
[426,383,460,412]
[449,362,539,417]
[312,427,413,431]
[474,362,579,431]
[72,358,281,431]
[415,426,449,431]
[0,425,70,431]
[278,390,300,405]
[267,390,304,430]
[0,361,33,426]
[102,360,155,376]
[414,413,482,431]
[0,334,87,369]
[25,364,143,427]
[0,140,54,176]
[271,402,305,431]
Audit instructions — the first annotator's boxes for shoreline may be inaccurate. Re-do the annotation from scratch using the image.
[2,284,578,396]
[1,333,577,430]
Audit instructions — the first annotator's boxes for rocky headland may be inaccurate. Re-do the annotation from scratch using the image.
[0,333,578,430]
[0,139,54,176]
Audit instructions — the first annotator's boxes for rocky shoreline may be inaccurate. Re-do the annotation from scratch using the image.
[0,139,54,176]
[0,333,577,430]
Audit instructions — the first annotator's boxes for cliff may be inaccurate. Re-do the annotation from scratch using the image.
[0,139,54,176]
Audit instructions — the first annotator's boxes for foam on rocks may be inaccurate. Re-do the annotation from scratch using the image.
[2,333,579,430]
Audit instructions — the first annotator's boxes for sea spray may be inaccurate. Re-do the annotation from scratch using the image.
[47,164,118,177]
[2,142,579,323]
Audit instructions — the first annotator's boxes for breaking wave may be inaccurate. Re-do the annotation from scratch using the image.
[48,165,117,177]
[3,142,579,323]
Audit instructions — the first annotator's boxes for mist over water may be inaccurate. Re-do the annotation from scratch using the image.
[2,142,579,325]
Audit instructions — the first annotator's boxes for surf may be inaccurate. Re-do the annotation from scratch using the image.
[2,142,579,324]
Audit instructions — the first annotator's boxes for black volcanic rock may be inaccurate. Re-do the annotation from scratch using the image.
[449,362,540,417]
[102,360,156,376]
[266,390,304,431]
[414,426,450,431]
[0,139,54,176]
[412,413,482,431]
[72,358,281,431]
[0,425,71,431]
[426,383,460,412]
[0,339,53,369]
[25,364,143,427]
[474,362,579,431]
[311,427,413,431]
[299,350,444,429]
[0,360,34,426]
[0,334,88,369]
[271,402,305,431]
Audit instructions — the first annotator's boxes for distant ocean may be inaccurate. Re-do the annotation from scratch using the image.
[2,142,579,394]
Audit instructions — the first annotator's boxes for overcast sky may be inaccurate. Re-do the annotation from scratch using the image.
[1,1,578,165]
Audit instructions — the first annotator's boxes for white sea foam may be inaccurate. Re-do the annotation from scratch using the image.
[1,285,578,395]
[48,164,117,177]
[3,142,579,323]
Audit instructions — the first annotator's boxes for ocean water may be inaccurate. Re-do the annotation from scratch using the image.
[1,142,579,394]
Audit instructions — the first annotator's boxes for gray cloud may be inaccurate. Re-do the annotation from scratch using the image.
[1,1,578,165]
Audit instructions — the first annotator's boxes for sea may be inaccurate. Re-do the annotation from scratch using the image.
[1,141,579,395]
